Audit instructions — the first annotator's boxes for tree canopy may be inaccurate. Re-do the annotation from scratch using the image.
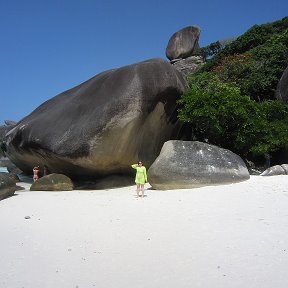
[201,17,288,101]
[177,72,288,158]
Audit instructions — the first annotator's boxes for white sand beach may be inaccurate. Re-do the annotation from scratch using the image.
[1,175,288,288]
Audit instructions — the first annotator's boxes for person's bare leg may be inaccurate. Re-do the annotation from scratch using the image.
[136,184,140,197]
[141,184,144,197]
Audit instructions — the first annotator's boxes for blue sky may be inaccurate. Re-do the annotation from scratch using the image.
[1,0,287,124]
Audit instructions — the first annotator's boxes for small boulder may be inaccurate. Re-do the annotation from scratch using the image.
[0,173,16,200]
[171,56,204,76]
[148,141,250,190]
[260,164,288,176]
[166,26,201,61]
[30,173,74,191]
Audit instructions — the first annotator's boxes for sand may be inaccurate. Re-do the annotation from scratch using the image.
[0,175,288,288]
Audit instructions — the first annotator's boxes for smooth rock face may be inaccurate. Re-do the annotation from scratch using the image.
[260,164,288,176]
[30,173,74,191]
[148,141,250,190]
[0,173,16,200]
[166,26,201,61]
[275,65,288,100]
[4,58,186,179]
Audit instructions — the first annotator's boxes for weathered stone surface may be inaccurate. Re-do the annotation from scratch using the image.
[4,120,17,126]
[4,58,186,180]
[30,173,74,191]
[0,121,16,157]
[166,26,201,61]
[2,172,20,182]
[6,163,22,175]
[0,121,16,139]
[260,164,288,176]
[171,56,204,77]
[275,65,288,101]
[0,173,16,200]
[148,141,250,190]
[0,157,12,167]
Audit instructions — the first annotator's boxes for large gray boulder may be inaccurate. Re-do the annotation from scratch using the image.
[0,173,16,200]
[4,58,186,180]
[30,173,74,191]
[166,26,201,61]
[148,141,250,190]
[260,164,288,176]
[275,65,288,101]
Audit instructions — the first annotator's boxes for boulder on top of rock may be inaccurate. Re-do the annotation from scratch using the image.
[275,65,288,101]
[148,141,250,190]
[260,164,288,176]
[30,173,74,191]
[4,58,186,180]
[166,26,201,61]
[0,173,16,200]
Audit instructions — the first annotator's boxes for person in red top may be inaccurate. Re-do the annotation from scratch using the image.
[33,166,39,182]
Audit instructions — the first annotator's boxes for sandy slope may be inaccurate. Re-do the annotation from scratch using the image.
[0,175,288,288]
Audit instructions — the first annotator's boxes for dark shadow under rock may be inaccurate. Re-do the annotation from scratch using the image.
[74,175,134,190]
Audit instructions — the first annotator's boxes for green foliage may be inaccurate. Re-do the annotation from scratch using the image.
[178,17,288,159]
[223,16,288,55]
[201,17,288,101]
[178,73,288,156]
[194,41,222,60]
[195,38,237,61]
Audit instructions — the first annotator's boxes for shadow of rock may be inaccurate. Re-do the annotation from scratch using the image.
[74,175,134,190]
